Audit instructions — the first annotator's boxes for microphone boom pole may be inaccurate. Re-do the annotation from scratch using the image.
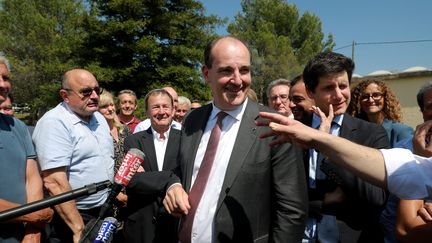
[0,180,111,222]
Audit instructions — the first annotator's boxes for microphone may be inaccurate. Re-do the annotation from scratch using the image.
[93,217,118,243]
[98,148,145,218]
[0,180,110,222]
[80,148,145,243]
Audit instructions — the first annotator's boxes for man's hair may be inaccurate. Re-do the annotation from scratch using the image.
[61,72,70,89]
[0,54,11,71]
[290,75,303,87]
[204,36,251,69]
[118,89,137,98]
[303,52,355,92]
[144,89,173,111]
[118,89,138,104]
[7,93,14,103]
[417,81,432,111]
[178,96,191,107]
[266,79,290,98]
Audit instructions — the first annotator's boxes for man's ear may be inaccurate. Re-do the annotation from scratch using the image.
[201,65,209,84]
[59,89,69,102]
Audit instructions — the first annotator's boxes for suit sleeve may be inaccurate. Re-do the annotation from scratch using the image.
[124,135,181,196]
[323,124,389,206]
[271,142,308,242]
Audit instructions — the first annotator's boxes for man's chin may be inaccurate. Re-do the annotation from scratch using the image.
[121,111,134,116]
[86,107,98,114]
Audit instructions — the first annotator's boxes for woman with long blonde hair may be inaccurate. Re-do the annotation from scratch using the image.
[98,90,130,225]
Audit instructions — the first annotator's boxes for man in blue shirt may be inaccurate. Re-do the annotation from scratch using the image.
[33,69,114,243]
[0,55,53,242]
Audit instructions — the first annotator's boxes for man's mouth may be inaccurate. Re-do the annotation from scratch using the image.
[225,83,243,93]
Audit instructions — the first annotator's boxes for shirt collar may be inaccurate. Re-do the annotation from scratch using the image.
[62,102,98,126]
[210,97,248,122]
[151,126,171,141]
[311,112,344,129]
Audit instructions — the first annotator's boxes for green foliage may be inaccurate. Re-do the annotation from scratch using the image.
[0,0,220,116]
[82,0,221,101]
[0,0,88,111]
[0,0,333,114]
[228,0,335,102]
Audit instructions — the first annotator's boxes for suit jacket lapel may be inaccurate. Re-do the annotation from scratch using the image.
[339,114,357,140]
[216,101,259,210]
[142,128,158,171]
[163,128,180,170]
[184,105,213,191]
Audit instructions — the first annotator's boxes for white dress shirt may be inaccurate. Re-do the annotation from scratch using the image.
[190,99,248,243]
[151,126,170,171]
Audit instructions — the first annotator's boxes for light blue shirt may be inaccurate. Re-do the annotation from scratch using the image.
[33,102,114,209]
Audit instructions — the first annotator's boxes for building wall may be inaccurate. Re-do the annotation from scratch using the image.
[353,71,432,128]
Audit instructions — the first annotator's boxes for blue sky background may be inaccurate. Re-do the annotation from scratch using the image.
[201,0,432,76]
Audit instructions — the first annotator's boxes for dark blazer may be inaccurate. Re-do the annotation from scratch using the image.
[307,114,390,243]
[178,100,308,243]
[123,127,181,243]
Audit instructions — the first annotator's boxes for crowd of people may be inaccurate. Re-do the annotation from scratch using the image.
[1,35,431,243]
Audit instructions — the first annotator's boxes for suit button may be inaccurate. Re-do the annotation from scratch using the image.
[152,216,157,224]
[225,187,230,194]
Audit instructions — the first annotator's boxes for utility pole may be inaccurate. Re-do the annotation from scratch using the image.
[351,40,356,62]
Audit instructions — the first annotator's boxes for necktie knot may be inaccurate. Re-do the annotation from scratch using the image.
[216,111,228,125]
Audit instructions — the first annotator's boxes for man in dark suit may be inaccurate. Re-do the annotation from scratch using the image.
[302,52,389,242]
[163,36,308,243]
[123,88,181,243]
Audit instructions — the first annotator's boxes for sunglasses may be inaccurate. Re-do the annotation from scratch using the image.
[64,87,103,98]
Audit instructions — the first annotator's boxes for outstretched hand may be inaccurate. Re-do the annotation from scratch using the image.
[257,112,319,149]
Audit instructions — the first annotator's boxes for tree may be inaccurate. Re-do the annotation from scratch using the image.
[228,0,335,102]
[82,0,224,101]
[0,0,88,112]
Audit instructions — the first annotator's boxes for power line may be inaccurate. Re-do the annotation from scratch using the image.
[334,39,432,51]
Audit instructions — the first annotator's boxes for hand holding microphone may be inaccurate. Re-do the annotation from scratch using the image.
[79,148,145,243]
[98,148,145,218]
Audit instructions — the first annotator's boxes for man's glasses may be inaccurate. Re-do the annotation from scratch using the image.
[270,94,289,102]
[360,92,383,102]
[64,87,103,98]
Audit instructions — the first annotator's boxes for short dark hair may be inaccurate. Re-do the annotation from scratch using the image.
[204,36,251,69]
[417,81,432,111]
[144,89,173,111]
[303,52,355,92]
[290,75,303,87]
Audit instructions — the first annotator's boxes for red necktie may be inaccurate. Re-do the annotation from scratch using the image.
[178,111,228,243]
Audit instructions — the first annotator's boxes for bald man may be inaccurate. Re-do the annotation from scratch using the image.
[33,69,114,243]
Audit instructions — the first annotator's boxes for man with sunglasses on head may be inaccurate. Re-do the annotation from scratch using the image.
[33,69,114,243]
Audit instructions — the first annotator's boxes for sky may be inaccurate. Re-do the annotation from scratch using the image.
[201,0,432,76]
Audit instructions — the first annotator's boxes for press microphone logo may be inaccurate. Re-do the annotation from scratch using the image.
[94,217,118,243]
[115,148,145,186]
